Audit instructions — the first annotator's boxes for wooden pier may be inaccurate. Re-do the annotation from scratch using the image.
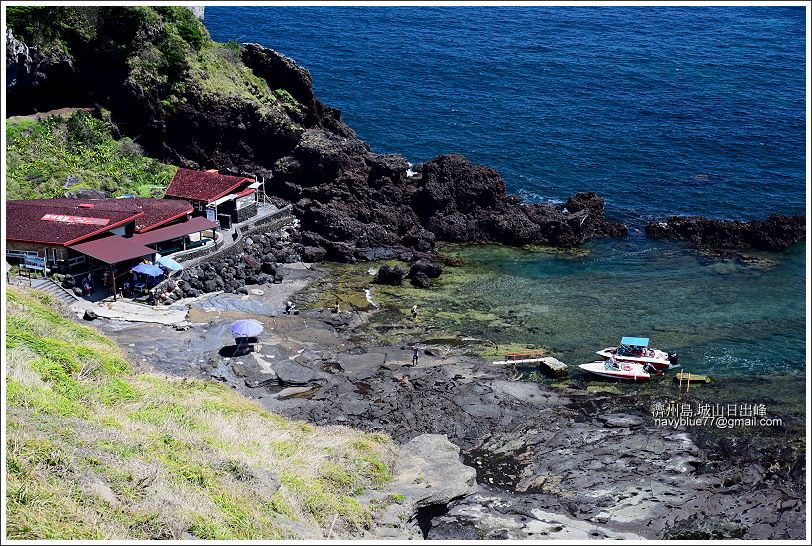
[493,351,568,377]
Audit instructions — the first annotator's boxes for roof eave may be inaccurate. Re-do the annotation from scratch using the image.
[62,213,144,246]
[135,208,194,233]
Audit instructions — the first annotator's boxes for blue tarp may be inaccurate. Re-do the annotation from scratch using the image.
[620,336,649,347]
[131,263,164,277]
[157,256,184,271]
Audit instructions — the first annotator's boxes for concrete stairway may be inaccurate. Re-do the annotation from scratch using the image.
[29,277,81,306]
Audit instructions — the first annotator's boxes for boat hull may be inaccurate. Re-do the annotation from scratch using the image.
[596,347,673,369]
[579,361,650,381]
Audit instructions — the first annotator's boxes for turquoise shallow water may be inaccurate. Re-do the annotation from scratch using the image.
[440,237,805,378]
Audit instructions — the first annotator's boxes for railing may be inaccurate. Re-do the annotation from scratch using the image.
[6,250,39,259]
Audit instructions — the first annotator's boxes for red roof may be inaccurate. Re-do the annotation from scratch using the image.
[164,168,252,203]
[127,198,194,233]
[6,199,144,245]
[130,216,218,246]
[235,187,257,198]
[69,235,155,264]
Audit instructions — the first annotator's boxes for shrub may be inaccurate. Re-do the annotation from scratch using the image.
[65,111,105,147]
[117,138,143,158]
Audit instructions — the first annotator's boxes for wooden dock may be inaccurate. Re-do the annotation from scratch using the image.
[674,372,710,383]
[493,351,568,377]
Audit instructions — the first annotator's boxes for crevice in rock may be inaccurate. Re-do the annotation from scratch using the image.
[414,502,450,539]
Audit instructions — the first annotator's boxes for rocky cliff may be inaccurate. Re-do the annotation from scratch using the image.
[6,6,627,262]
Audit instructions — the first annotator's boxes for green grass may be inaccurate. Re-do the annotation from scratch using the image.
[5,286,397,539]
[7,6,307,203]
[6,110,177,200]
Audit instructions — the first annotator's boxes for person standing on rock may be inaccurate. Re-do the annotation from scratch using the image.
[411,345,419,367]
[411,304,418,320]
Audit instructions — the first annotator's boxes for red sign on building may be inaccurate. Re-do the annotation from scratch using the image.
[41,214,110,226]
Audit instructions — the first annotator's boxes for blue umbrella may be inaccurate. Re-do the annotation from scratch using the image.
[157,256,183,271]
[132,263,164,277]
[230,319,264,337]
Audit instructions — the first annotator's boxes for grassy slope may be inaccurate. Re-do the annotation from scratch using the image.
[6,111,177,200]
[6,6,304,201]
[5,286,396,539]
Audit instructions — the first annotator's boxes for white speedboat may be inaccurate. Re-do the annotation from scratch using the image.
[579,360,651,381]
[596,336,678,370]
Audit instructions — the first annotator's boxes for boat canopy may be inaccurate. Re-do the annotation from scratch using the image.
[620,336,649,347]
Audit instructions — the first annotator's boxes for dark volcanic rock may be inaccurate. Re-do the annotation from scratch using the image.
[410,271,431,289]
[61,274,76,289]
[373,264,404,286]
[301,245,327,263]
[646,214,805,251]
[6,29,80,114]
[661,514,747,540]
[64,188,112,199]
[273,360,319,386]
[407,259,443,280]
[240,43,355,138]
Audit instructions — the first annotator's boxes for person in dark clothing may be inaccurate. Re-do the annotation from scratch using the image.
[411,345,419,366]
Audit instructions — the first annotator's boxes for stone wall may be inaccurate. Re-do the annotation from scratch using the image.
[7,241,69,259]
[176,205,294,266]
[234,203,258,224]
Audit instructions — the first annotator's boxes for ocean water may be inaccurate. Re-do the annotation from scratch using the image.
[205,7,807,394]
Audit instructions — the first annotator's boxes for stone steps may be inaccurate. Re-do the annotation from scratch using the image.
[29,277,80,306]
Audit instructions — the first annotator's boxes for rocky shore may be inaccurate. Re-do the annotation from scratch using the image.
[93,269,806,540]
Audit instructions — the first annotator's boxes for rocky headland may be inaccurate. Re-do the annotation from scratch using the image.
[7,7,630,267]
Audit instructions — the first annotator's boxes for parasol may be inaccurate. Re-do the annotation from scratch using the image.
[230,319,264,337]
[131,263,164,277]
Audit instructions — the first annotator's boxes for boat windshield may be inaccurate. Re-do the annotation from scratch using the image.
[618,344,657,358]
[618,344,644,356]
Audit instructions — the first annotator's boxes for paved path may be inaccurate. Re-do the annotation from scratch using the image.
[71,299,188,325]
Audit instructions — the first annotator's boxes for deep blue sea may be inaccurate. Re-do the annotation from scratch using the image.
[205,7,808,405]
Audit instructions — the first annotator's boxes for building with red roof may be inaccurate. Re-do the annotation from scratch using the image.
[6,198,215,274]
[164,168,260,227]
[129,197,194,233]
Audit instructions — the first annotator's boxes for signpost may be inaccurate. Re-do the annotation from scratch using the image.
[23,255,46,271]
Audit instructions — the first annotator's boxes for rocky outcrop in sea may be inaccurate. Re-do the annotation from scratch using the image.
[646,214,805,251]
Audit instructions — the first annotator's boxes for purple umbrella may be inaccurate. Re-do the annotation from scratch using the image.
[230,319,264,337]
